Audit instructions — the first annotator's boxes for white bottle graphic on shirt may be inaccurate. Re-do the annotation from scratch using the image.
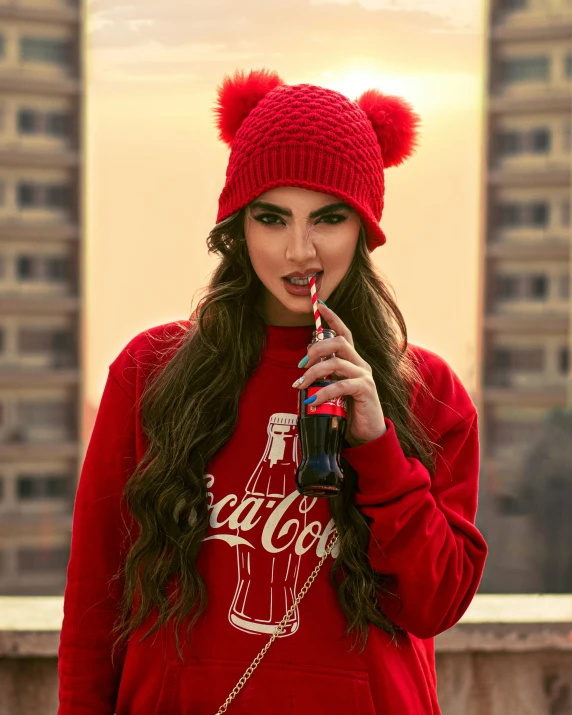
[229,413,308,636]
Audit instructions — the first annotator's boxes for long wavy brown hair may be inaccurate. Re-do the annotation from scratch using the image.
[109,207,439,664]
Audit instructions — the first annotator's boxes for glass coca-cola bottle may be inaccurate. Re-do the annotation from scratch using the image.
[229,413,307,636]
[296,329,348,497]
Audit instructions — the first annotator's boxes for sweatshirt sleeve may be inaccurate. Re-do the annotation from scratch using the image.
[58,369,137,714]
[342,381,487,639]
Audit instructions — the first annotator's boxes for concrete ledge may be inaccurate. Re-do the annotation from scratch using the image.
[1,595,572,715]
[1,594,571,656]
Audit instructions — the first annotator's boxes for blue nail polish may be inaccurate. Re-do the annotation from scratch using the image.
[318,299,328,307]
[304,395,317,405]
[298,354,309,368]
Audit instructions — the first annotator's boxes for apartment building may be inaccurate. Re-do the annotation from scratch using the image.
[0,0,83,594]
[478,0,572,592]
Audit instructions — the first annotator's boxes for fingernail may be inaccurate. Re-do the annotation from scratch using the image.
[318,299,328,307]
[292,376,305,388]
[297,355,309,368]
[304,395,317,405]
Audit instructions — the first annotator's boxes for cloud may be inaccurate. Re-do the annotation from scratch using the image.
[87,0,481,89]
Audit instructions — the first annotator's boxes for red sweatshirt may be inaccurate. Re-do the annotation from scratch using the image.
[58,320,487,715]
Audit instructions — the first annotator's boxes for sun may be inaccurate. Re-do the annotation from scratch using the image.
[320,66,414,102]
[316,65,480,115]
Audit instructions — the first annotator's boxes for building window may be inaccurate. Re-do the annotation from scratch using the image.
[17,546,69,572]
[17,474,70,501]
[529,128,551,153]
[560,274,569,299]
[18,328,73,354]
[17,110,71,138]
[492,347,544,372]
[498,130,522,155]
[496,275,521,300]
[45,185,71,209]
[0,35,4,60]
[512,348,544,371]
[565,121,572,152]
[17,183,42,208]
[490,420,539,446]
[16,255,69,282]
[17,256,35,280]
[497,203,522,227]
[562,200,570,227]
[46,113,71,137]
[528,202,550,227]
[18,109,41,135]
[0,327,5,352]
[565,54,572,79]
[20,37,70,66]
[18,401,70,428]
[18,329,54,353]
[559,347,570,375]
[500,0,527,9]
[46,257,69,281]
[17,182,71,211]
[528,274,548,299]
[501,57,550,83]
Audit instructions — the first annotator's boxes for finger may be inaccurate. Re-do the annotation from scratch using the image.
[317,302,354,347]
[293,356,366,390]
[307,334,371,373]
[305,377,371,408]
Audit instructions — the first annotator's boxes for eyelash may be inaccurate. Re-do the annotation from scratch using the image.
[253,213,348,226]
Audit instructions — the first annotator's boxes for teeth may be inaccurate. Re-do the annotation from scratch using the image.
[288,276,311,285]
[285,272,320,286]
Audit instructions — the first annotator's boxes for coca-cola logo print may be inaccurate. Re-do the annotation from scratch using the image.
[203,412,338,637]
[306,389,348,417]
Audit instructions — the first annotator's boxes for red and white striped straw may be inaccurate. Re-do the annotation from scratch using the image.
[309,274,323,339]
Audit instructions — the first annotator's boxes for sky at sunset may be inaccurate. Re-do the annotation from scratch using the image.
[85,0,486,410]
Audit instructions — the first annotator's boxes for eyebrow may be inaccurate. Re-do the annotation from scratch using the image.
[248,200,353,219]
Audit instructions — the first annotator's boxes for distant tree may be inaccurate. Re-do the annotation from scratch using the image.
[520,408,572,593]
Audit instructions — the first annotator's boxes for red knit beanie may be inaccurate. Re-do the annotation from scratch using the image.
[213,68,421,252]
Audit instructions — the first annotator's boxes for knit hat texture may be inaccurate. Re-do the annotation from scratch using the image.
[214,68,421,252]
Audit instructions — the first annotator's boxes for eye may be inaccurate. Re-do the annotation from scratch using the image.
[318,213,348,225]
[253,213,284,226]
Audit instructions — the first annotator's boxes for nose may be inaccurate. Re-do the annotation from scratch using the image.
[284,222,317,264]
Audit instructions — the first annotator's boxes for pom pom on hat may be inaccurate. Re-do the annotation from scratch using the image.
[214,68,285,147]
[356,89,421,168]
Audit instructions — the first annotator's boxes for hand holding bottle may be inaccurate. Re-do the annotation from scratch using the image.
[293,302,387,448]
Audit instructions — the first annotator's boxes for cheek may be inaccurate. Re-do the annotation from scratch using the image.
[323,235,358,277]
[246,235,280,277]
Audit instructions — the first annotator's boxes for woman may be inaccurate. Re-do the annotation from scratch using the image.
[58,68,487,714]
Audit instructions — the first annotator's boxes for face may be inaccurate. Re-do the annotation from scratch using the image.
[244,186,361,326]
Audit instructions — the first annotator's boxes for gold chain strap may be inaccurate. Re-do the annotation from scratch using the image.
[214,532,339,715]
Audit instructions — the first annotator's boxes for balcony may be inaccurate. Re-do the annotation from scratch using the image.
[482,367,567,407]
[0,223,79,241]
[491,18,572,42]
[0,441,80,459]
[0,147,80,169]
[0,595,570,714]
[485,241,569,260]
[0,512,72,539]
[489,91,572,115]
[0,368,79,387]
[488,166,571,188]
[484,312,569,333]
[0,295,80,313]
[0,75,81,97]
[0,2,81,24]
